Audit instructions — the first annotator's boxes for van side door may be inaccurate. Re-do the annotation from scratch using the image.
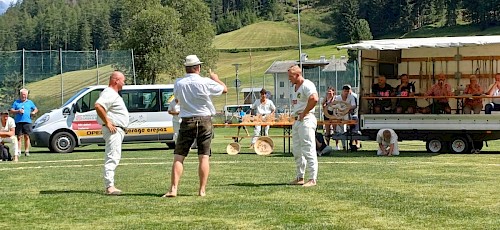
[159,88,175,142]
[121,88,167,142]
[72,89,104,144]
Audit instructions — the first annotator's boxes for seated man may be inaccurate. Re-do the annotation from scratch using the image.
[315,132,332,156]
[376,128,399,156]
[333,84,357,150]
[485,73,500,114]
[463,75,483,114]
[371,75,394,114]
[395,74,416,114]
[0,110,19,161]
[424,73,453,114]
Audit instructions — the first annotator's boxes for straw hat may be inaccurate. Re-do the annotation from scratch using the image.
[184,55,203,67]
[226,142,240,155]
[254,136,274,155]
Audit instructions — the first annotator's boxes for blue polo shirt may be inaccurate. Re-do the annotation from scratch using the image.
[11,99,37,123]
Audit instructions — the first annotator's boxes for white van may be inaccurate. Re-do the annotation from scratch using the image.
[223,104,252,118]
[30,84,175,153]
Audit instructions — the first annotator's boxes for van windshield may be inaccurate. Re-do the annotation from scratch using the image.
[62,88,90,107]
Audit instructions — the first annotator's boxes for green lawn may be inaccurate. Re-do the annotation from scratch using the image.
[1,128,499,229]
[213,21,327,50]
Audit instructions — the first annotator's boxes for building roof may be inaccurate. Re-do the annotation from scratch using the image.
[264,58,347,74]
[240,87,262,93]
[338,35,500,51]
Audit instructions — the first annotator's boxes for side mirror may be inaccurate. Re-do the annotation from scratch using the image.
[62,107,71,116]
[72,103,79,113]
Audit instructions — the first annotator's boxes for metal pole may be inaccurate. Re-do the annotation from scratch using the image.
[335,61,338,92]
[297,0,302,69]
[233,63,241,105]
[22,49,25,88]
[59,48,64,105]
[131,49,137,85]
[318,66,322,120]
[96,49,99,85]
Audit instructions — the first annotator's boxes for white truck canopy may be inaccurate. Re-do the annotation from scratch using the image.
[338,35,500,50]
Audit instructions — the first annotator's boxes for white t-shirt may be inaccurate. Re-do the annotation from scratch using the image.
[334,94,357,108]
[251,99,276,115]
[0,117,16,134]
[95,87,130,127]
[168,99,182,123]
[493,88,500,104]
[174,73,224,117]
[292,79,318,115]
[376,129,398,145]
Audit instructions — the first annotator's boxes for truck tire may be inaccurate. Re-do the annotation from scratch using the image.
[450,137,470,154]
[50,131,76,153]
[426,139,446,153]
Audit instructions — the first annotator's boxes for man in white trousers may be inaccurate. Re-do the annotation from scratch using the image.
[376,129,400,156]
[287,65,319,187]
[0,110,18,161]
[95,71,129,195]
[250,88,276,148]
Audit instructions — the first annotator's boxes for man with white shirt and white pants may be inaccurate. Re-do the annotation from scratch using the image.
[0,110,18,161]
[168,98,181,144]
[376,128,400,156]
[287,65,319,187]
[163,55,227,198]
[95,71,129,195]
[250,88,276,148]
[334,84,357,150]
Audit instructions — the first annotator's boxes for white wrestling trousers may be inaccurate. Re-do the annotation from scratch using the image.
[0,136,19,156]
[376,142,400,156]
[102,127,125,188]
[292,114,318,180]
[251,125,270,144]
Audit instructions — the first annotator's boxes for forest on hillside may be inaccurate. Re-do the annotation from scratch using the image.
[1,0,500,52]
[1,0,500,83]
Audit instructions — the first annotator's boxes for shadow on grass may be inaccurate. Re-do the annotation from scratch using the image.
[33,146,169,154]
[267,150,442,158]
[40,190,181,197]
[228,182,289,187]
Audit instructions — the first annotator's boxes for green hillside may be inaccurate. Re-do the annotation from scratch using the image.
[213,21,327,49]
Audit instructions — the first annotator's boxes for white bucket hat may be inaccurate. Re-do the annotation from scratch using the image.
[184,55,203,67]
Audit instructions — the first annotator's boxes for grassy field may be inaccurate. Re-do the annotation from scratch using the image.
[213,21,327,49]
[1,128,499,229]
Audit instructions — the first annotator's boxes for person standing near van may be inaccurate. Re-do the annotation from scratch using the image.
[163,55,227,197]
[249,88,276,148]
[288,65,319,187]
[10,88,38,157]
[95,71,129,196]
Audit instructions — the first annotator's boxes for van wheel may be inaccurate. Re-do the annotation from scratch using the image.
[50,132,76,153]
[166,143,175,149]
[450,137,470,154]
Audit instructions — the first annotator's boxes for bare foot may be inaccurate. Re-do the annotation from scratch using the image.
[198,191,206,197]
[302,179,317,187]
[105,186,122,195]
[288,178,304,185]
[162,187,177,197]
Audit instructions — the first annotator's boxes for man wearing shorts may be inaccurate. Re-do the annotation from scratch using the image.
[163,55,227,197]
[11,88,38,157]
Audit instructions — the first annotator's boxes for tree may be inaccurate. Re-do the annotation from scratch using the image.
[122,6,183,84]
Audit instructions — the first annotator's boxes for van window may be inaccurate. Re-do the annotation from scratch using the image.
[122,89,160,112]
[76,89,103,113]
[224,105,252,116]
[160,89,174,111]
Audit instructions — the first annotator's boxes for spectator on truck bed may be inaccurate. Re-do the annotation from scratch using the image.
[423,73,453,114]
[371,76,394,114]
[463,75,483,114]
[395,74,416,114]
[485,73,500,114]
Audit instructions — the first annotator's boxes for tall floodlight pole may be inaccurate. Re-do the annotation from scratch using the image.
[233,63,241,105]
[297,0,303,69]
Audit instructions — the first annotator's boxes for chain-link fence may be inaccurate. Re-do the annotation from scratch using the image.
[0,50,135,115]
